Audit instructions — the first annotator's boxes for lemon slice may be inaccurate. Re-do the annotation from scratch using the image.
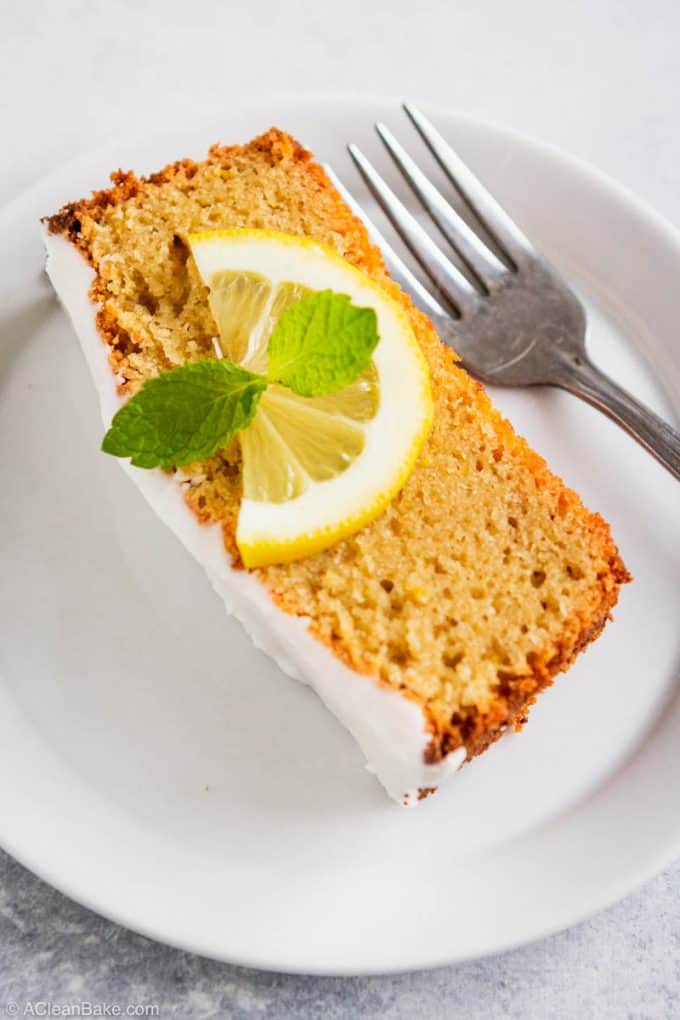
[188,229,433,567]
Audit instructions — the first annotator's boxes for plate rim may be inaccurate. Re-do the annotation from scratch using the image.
[1,92,678,975]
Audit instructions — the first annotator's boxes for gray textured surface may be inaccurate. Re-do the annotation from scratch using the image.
[0,851,678,1018]
[2,0,680,1014]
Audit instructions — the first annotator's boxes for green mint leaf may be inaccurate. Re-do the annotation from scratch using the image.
[101,359,266,469]
[266,290,379,397]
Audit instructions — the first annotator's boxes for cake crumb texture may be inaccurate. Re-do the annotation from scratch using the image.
[46,127,631,764]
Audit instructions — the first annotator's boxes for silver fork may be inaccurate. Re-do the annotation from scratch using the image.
[334,103,680,480]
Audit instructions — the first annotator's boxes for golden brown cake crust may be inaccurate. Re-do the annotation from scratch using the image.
[46,127,631,769]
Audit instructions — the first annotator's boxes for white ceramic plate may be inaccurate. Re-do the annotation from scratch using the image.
[0,97,678,975]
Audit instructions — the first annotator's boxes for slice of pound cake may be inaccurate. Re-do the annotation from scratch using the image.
[43,128,630,804]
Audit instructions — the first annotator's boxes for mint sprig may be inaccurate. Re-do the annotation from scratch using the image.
[102,360,266,469]
[102,289,379,469]
[267,290,378,397]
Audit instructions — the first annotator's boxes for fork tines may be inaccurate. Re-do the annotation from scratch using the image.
[347,103,534,316]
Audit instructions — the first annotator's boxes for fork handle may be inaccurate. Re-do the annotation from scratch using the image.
[555,354,680,481]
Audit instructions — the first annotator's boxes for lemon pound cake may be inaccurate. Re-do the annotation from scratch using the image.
[43,128,630,804]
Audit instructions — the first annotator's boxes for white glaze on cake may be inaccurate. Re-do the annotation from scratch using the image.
[43,230,466,804]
